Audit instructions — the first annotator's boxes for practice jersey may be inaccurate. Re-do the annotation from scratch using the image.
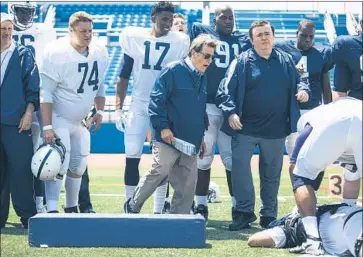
[332,33,363,100]
[40,36,108,123]
[13,23,57,65]
[319,205,362,256]
[274,41,334,109]
[119,27,190,102]
[190,23,252,104]
[297,97,362,132]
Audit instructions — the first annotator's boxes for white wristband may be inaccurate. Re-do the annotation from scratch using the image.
[96,110,104,116]
[43,125,53,131]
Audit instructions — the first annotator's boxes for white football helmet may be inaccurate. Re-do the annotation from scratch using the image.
[207,181,220,203]
[8,1,37,31]
[31,139,66,181]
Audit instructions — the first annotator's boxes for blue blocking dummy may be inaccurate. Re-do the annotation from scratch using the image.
[28,213,206,248]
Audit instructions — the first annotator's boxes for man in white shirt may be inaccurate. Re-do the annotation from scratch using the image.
[39,11,108,213]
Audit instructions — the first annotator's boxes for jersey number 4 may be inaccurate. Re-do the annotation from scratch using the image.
[77,61,99,94]
[142,41,170,71]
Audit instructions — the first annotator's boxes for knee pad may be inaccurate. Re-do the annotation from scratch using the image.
[125,158,141,185]
[344,166,361,181]
[197,155,213,170]
[125,141,144,158]
[292,172,323,192]
[68,156,88,176]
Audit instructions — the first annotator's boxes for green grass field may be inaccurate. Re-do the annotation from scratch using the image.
[0,154,353,257]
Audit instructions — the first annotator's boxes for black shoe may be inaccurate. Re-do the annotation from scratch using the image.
[259,216,276,229]
[228,211,257,231]
[20,218,29,229]
[64,206,78,213]
[194,204,209,223]
[232,207,238,220]
[162,201,171,214]
[47,210,59,213]
[80,207,96,213]
[124,198,138,214]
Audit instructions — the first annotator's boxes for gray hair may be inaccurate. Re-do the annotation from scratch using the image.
[188,34,218,57]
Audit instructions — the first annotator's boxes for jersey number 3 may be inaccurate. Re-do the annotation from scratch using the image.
[77,61,99,94]
[142,41,170,71]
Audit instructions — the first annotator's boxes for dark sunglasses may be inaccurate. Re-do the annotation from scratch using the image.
[198,52,215,61]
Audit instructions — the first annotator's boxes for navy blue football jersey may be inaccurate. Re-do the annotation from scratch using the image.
[190,23,252,103]
[274,40,334,109]
[332,33,363,100]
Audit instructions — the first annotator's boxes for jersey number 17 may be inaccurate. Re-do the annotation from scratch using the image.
[142,41,170,71]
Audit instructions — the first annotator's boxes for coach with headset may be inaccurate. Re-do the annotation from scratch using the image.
[0,13,39,229]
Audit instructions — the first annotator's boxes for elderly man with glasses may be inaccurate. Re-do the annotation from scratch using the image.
[124,34,218,215]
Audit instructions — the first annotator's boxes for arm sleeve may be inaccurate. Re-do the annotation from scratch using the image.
[149,68,173,133]
[22,49,40,111]
[40,73,58,103]
[119,52,134,79]
[321,46,334,73]
[216,58,240,118]
[189,23,199,43]
[331,39,351,93]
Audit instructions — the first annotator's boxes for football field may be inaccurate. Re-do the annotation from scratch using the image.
[0,154,351,257]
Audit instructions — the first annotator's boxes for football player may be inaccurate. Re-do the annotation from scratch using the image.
[115,1,190,214]
[39,11,108,213]
[290,97,362,255]
[332,18,362,100]
[189,4,252,222]
[248,203,362,257]
[9,1,57,213]
[274,19,334,181]
[172,13,187,33]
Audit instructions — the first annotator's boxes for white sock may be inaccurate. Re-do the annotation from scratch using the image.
[302,216,319,238]
[231,196,236,207]
[65,176,82,208]
[45,178,63,212]
[125,185,137,201]
[36,197,44,206]
[153,183,168,213]
[196,196,208,206]
[342,198,357,205]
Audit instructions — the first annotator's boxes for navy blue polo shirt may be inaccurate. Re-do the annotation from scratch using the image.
[241,48,291,139]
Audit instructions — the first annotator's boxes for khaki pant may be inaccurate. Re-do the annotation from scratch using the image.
[130,142,197,214]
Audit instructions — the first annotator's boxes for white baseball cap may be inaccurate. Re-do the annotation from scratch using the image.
[1,13,14,24]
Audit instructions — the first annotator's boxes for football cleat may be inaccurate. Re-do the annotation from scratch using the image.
[289,235,324,255]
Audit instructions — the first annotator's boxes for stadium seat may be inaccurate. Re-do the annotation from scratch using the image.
[28,213,206,248]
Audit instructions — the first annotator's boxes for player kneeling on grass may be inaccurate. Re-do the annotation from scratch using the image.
[248,203,362,257]
[289,97,362,255]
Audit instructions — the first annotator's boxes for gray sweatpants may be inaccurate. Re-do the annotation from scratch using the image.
[232,134,285,218]
[130,142,198,214]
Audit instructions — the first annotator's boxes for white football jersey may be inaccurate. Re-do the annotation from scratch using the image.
[119,27,190,101]
[297,97,362,132]
[40,36,108,123]
[13,23,57,65]
[319,205,362,256]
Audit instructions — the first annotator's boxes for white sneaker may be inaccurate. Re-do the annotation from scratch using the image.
[36,204,47,213]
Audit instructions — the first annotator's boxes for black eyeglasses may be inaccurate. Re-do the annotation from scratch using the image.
[198,52,215,61]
